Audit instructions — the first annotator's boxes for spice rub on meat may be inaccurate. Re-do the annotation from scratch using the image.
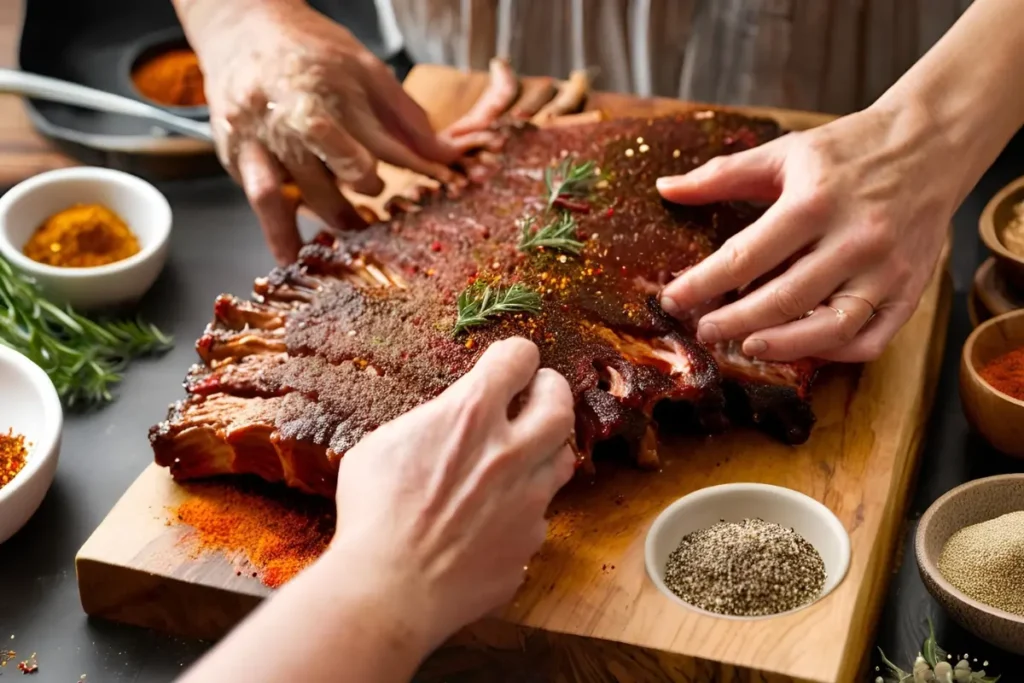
[151,111,822,498]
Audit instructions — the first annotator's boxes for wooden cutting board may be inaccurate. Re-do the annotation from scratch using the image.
[76,64,953,683]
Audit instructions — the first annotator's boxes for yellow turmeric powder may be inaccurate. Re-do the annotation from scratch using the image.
[23,204,141,268]
[132,49,206,107]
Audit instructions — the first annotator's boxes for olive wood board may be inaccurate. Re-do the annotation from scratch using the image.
[76,64,954,683]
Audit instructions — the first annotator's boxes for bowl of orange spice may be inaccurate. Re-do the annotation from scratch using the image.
[126,28,208,117]
[961,308,1024,457]
[0,344,62,544]
[0,167,171,310]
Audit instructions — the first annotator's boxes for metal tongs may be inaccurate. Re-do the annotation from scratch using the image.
[0,68,214,143]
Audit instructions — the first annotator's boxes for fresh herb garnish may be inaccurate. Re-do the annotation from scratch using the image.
[0,256,173,408]
[517,213,585,255]
[544,156,599,211]
[877,619,1000,683]
[453,282,542,336]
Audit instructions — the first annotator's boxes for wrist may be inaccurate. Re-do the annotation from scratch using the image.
[174,0,307,54]
[319,534,451,656]
[868,89,977,206]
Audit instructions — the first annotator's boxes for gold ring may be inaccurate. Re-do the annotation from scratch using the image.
[830,293,877,322]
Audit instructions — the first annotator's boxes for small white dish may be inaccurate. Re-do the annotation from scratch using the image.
[0,166,171,310]
[645,482,851,619]
[0,345,63,544]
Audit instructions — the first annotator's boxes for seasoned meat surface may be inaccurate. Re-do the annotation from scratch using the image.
[152,111,821,498]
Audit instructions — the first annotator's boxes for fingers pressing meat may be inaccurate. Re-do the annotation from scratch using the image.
[509,77,558,119]
[443,58,520,138]
[531,69,591,125]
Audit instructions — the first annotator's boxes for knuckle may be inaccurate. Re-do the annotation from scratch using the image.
[856,339,888,362]
[771,284,807,319]
[701,155,729,175]
[790,189,831,224]
[832,312,862,345]
[720,239,754,283]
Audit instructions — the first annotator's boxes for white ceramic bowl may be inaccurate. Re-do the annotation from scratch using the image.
[0,345,63,544]
[0,167,171,310]
[645,483,851,619]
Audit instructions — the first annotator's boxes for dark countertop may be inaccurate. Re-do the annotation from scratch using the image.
[2,58,1024,683]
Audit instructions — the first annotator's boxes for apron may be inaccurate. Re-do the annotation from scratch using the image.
[374,0,973,115]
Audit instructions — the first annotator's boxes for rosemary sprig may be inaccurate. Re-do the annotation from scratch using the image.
[0,256,173,409]
[453,282,542,336]
[877,619,1000,683]
[517,213,585,255]
[544,156,599,211]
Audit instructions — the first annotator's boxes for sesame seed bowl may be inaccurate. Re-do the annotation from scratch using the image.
[644,483,851,620]
[916,474,1024,654]
[0,344,63,544]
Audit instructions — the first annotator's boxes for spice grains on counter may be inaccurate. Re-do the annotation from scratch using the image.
[938,511,1024,616]
[664,518,826,617]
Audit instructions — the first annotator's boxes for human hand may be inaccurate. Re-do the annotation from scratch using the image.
[328,338,576,651]
[188,1,463,263]
[657,104,955,362]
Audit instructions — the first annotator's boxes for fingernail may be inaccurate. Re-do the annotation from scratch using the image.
[655,177,679,192]
[660,295,681,317]
[743,339,768,356]
[697,321,721,344]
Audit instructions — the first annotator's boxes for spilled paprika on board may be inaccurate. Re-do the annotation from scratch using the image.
[172,481,334,588]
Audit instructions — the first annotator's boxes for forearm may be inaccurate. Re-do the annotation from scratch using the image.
[172,0,306,49]
[179,545,434,683]
[877,0,1024,204]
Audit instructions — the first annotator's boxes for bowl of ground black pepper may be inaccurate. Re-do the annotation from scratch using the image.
[961,308,1024,457]
[916,474,1024,654]
[645,483,850,619]
[0,345,63,544]
[0,167,172,310]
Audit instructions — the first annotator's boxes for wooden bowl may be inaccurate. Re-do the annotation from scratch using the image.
[980,175,1024,292]
[961,308,1024,456]
[975,257,1022,322]
[916,474,1024,654]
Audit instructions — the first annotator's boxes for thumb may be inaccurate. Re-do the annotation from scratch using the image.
[656,136,789,205]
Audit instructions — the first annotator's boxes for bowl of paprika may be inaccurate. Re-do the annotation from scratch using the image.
[961,308,1024,457]
[0,166,172,310]
[0,344,63,545]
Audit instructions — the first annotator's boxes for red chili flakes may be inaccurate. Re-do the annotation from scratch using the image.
[430,241,443,252]
[605,207,615,218]
[17,652,38,674]
[464,338,476,350]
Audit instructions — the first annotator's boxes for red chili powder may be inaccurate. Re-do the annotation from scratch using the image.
[172,481,335,588]
[979,346,1024,401]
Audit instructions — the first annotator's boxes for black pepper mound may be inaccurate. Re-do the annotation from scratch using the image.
[664,518,826,617]
[152,112,824,498]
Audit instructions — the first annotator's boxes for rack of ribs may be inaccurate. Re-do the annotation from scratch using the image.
[151,64,822,498]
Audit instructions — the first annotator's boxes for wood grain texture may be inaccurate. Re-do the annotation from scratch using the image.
[0,1,75,189]
[76,65,952,683]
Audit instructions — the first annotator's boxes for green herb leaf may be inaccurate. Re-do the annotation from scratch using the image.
[517,213,585,255]
[877,647,910,682]
[544,156,599,211]
[0,256,173,408]
[453,282,542,336]
[922,618,946,668]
